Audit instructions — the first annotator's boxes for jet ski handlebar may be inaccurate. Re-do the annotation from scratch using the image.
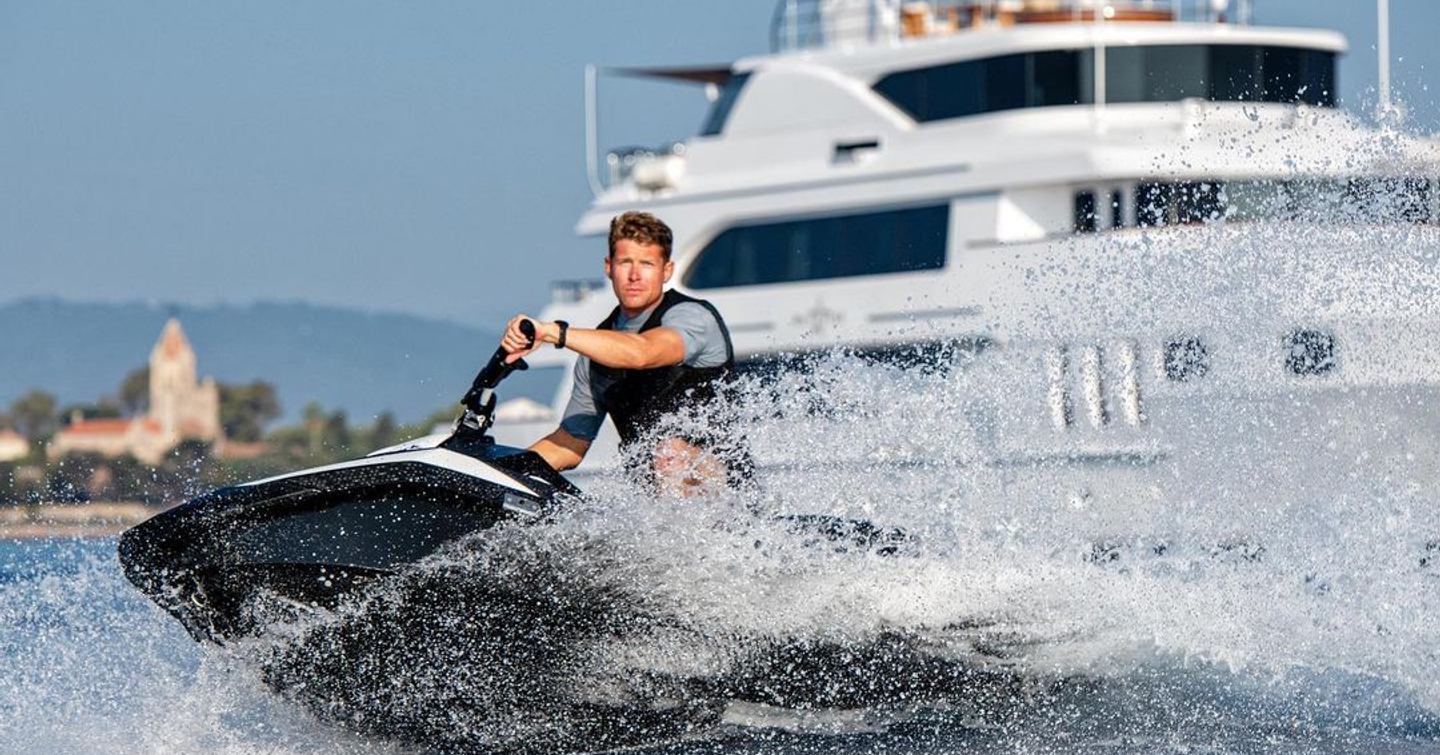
[458,319,535,431]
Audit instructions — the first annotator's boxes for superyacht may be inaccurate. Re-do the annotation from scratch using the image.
[498,0,1440,530]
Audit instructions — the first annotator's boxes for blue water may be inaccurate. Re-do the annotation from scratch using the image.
[4,526,1440,754]
[0,538,400,754]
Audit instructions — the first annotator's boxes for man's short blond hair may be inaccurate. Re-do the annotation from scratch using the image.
[608,211,673,260]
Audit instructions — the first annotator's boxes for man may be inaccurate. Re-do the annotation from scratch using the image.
[500,211,745,495]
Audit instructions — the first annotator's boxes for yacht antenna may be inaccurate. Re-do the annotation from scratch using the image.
[584,64,604,197]
[1377,0,1392,118]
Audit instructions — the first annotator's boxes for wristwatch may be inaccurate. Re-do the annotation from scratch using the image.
[554,320,569,349]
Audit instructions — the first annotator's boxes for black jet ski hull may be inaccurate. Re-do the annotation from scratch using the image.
[118,441,572,643]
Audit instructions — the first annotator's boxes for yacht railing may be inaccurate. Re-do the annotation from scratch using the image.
[771,0,1254,52]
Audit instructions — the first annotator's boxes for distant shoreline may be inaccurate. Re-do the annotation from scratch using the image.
[0,502,163,540]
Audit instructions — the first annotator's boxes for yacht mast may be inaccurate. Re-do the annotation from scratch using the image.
[1377,0,1392,117]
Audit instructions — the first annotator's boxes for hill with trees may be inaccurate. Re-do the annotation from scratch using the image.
[0,298,560,425]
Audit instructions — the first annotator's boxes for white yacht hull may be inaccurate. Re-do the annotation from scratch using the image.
[517,221,1440,548]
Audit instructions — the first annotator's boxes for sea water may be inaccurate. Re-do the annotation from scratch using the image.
[0,539,406,753]
[5,350,1440,754]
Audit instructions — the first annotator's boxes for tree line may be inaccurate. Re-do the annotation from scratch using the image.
[2,367,282,444]
[0,367,457,506]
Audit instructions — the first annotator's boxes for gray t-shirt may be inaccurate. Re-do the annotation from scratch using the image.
[560,301,729,441]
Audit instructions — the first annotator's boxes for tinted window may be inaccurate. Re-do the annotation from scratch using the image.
[1268,48,1335,106]
[1285,330,1336,376]
[1109,45,1209,103]
[736,339,990,377]
[1205,178,1431,224]
[699,73,751,137]
[1136,182,1173,227]
[875,45,1335,123]
[1343,178,1433,223]
[1137,181,1228,225]
[1209,44,1260,100]
[875,50,1087,121]
[1164,337,1210,381]
[1074,190,1098,233]
[685,204,949,289]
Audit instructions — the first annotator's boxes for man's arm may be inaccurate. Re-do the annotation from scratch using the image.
[555,325,684,370]
[529,426,590,471]
[502,315,684,370]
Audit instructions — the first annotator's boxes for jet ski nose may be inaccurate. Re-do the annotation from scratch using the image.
[116,446,576,644]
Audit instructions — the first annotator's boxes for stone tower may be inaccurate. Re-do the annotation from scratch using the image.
[148,318,222,441]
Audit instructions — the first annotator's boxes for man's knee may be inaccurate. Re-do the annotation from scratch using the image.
[652,437,700,475]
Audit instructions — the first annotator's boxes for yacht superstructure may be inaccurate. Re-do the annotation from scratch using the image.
[510,0,1440,514]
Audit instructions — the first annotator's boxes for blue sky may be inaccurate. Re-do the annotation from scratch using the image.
[1,1,1435,327]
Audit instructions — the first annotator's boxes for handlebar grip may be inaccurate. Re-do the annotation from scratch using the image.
[461,320,539,413]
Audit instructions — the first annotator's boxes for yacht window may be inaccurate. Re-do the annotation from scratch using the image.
[699,73,752,137]
[684,204,949,289]
[1106,178,1433,230]
[1343,178,1433,224]
[1110,190,1126,228]
[1074,191,1098,233]
[1136,183,1172,227]
[1285,329,1336,376]
[875,45,1335,123]
[1135,181,1225,225]
[874,50,1087,122]
[847,339,990,374]
[1108,45,1208,103]
[738,339,988,378]
[1178,182,1225,223]
[1163,337,1209,382]
[1109,45,1334,106]
[1224,178,1434,224]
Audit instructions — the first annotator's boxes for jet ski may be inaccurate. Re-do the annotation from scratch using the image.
[117,321,575,643]
[119,317,911,647]
[116,321,934,752]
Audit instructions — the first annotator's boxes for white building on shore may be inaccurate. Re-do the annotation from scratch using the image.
[48,318,222,465]
[0,429,29,463]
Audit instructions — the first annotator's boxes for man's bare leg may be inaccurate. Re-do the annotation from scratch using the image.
[652,437,724,498]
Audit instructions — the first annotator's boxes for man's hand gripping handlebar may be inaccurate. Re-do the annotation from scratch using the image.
[457,319,536,433]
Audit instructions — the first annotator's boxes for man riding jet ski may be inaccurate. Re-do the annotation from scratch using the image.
[114,216,907,751]
[117,317,568,642]
[118,210,896,647]
[117,211,746,642]
[501,210,751,495]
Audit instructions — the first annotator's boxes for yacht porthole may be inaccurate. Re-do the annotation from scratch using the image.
[1285,329,1337,376]
[1163,337,1209,382]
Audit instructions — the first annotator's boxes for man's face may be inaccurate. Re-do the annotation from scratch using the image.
[605,238,673,316]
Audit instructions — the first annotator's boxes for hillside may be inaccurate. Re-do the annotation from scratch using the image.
[0,298,561,423]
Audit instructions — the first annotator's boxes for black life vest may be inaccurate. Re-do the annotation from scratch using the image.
[593,289,754,484]
[592,289,735,447]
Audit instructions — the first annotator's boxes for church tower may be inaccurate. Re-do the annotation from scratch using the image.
[148,318,222,441]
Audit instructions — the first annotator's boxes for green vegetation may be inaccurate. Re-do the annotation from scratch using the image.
[218,380,282,442]
[10,390,58,443]
[2,374,461,507]
[119,366,149,415]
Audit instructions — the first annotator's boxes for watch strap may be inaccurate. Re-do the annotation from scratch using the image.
[555,320,569,349]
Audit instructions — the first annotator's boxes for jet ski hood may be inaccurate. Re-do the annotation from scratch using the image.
[118,442,574,642]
